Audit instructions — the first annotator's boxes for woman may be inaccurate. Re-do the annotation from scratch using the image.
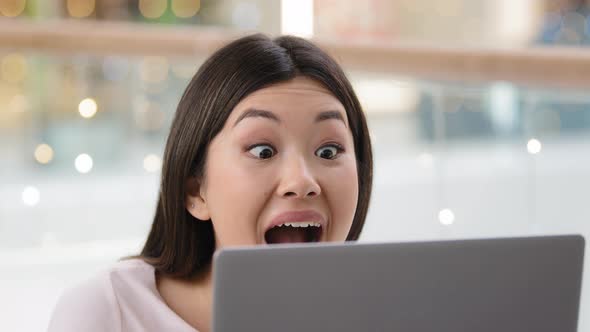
[48,33,373,332]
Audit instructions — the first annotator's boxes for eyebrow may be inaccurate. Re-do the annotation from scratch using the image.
[233,108,347,128]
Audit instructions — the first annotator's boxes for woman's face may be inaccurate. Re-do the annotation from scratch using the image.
[187,76,359,249]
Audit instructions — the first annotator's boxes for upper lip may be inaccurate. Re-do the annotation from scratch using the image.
[265,210,326,233]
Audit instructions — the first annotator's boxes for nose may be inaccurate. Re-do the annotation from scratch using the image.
[277,155,321,199]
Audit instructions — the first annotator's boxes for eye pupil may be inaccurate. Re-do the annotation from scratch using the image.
[317,146,339,159]
[248,145,275,159]
[320,149,333,159]
[260,148,273,159]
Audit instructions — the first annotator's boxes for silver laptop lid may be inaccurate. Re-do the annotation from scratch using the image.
[212,235,585,332]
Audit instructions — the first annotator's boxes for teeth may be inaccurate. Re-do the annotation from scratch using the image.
[276,221,321,228]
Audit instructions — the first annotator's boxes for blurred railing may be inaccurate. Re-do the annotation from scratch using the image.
[3,18,590,89]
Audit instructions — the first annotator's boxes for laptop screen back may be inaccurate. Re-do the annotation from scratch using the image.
[213,235,585,332]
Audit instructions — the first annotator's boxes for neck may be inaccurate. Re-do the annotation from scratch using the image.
[156,264,214,332]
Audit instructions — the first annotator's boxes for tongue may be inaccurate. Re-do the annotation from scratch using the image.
[265,226,307,244]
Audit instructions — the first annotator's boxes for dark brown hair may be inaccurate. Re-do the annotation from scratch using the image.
[140,33,373,278]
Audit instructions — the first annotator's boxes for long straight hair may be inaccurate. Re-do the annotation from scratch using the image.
[140,34,373,278]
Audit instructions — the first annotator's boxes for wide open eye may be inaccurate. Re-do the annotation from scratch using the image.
[248,144,276,159]
[315,144,343,160]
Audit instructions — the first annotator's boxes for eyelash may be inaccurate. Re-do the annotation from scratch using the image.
[246,143,345,160]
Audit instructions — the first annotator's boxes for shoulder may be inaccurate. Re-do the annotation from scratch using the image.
[47,258,154,332]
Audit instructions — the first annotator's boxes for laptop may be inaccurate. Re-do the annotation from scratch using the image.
[212,235,585,332]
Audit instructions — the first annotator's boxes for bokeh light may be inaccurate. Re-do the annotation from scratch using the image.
[139,0,167,19]
[67,0,95,18]
[34,144,54,164]
[22,186,40,207]
[439,209,455,225]
[143,154,162,173]
[78,98,98,118]
[75,153,93,173]
[172,0,200,18]
[0,0,26,17]
[527,138,542,154]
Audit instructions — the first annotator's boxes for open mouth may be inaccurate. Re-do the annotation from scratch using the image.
[264,222,323,244]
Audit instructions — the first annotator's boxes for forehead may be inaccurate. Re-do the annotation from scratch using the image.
[248,76,334,97]
[228,76,347,124]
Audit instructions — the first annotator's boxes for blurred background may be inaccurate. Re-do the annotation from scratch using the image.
[1,0,590,330]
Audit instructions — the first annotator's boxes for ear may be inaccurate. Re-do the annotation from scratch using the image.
[186,176,211,221]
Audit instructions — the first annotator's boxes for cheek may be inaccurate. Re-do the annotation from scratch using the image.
[205,161,272,246]
[324,160,359,240]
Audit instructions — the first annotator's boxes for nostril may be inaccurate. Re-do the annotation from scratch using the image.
[283,191,317,198]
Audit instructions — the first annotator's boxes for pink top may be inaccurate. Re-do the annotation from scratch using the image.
[47,258,197,332]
